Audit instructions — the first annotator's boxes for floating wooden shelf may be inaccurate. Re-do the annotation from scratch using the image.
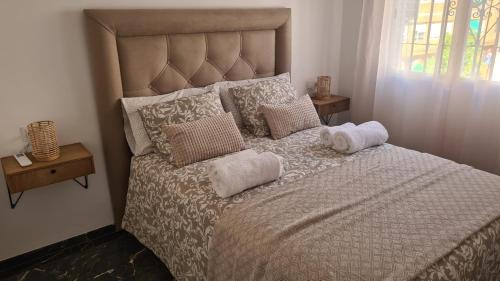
[311,95,350,125]
[1,143,95,208]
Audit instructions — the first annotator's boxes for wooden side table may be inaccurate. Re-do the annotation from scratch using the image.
[311,95,350,125]
[1,143,95,209]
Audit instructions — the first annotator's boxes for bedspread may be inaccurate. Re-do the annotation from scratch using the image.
[121,127,500,281]
[208,143,500,281]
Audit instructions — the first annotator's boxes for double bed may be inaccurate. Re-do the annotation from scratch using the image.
[85,9,500,281]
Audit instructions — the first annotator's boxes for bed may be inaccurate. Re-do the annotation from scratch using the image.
[85,9,500,281]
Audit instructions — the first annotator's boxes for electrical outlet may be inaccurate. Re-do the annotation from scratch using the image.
[19,127,28,142]
[19,126,31,153]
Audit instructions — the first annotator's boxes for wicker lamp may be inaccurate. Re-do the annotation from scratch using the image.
[315,76,332,100]
[27,121,60,161]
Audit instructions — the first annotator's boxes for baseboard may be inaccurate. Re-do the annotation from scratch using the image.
[0,225,118,278]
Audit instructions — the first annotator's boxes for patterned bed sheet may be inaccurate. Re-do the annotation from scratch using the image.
[121,126,500,281]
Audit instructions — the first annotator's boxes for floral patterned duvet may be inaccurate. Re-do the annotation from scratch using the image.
[122,127,500,281]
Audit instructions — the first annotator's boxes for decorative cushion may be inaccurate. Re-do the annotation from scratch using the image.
[121,87,212,156]
[262,96,321,139]
[139,91,225,156]
[163,112,245,167]
[216,73,291,129]
[230,78,297,137]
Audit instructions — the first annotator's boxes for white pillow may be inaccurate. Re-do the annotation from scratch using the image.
[215,73,291,128]
[121,86,214,156]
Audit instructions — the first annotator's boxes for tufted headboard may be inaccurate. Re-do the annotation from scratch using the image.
[84,9,291,225]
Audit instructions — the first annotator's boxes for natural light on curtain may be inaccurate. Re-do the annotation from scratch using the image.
[352,0,500,175]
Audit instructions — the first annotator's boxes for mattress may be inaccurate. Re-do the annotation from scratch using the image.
[121,127,500,281]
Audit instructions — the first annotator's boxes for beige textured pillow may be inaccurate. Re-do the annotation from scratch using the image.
[163,112,245,167]
[262,96,321,140]
[139,91,225,156]
[230,78,297,137]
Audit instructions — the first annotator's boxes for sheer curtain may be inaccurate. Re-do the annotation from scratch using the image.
[352,0,500,175]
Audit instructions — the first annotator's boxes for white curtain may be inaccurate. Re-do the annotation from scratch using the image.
[352,0,500,175]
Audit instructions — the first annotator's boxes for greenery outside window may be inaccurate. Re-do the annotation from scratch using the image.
[400,0,500,81]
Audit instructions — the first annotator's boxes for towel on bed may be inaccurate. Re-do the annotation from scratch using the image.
[319,122,356,146]
[208,150,285,198]
[331,121,388,154]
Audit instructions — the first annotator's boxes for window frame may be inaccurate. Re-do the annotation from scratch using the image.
[399,0,500,81]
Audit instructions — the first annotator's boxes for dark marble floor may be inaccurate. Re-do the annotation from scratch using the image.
[1,231,174,281]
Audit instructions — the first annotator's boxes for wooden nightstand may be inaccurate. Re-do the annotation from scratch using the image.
[311,95,350,125]
[1,143,95,209]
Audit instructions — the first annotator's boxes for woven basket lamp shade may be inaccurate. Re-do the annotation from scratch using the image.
[316,76,332,100]
[27,121,60,161]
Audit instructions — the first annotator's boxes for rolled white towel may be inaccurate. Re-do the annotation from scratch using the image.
[208,151,285,198]
[332,121,388,154]
[319,122,356,146]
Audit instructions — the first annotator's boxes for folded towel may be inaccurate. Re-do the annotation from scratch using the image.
[319,122,356,146]
[331,121,388,154]
[208,151,285,198]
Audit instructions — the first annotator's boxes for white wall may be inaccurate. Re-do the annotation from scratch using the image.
[338,0,363,99]
[0,0,342,260]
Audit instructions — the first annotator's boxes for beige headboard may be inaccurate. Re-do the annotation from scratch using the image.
[84,9,291,225]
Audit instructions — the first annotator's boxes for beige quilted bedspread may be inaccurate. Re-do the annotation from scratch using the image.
[208,144,500,281]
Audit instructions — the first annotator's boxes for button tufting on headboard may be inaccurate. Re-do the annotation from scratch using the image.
[117,30,275,96]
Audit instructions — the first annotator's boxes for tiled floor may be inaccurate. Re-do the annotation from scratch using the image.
[2,231,174,281]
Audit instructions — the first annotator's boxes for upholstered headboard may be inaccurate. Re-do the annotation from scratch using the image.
[84,9,291,225]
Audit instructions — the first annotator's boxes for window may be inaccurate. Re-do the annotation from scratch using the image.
[463,0,500,79]
[400,0,500,81]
